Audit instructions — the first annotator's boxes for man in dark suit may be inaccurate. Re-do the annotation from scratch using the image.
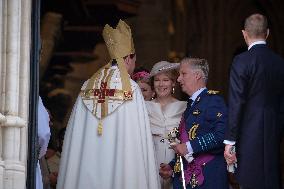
[159,58,229,189]
[224,13,284,189]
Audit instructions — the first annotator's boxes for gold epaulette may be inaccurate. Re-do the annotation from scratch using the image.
[207,90,220,95]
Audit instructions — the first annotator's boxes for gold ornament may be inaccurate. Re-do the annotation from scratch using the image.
[190,174,199,188]
[207,90,219,95]
[98,120,103,135]
[188,123,199,140]
[174,155,181,173]
[192,109,201,115]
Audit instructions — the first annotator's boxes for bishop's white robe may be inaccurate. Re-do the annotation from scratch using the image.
[57,69,160,189]
[37,97,51,189]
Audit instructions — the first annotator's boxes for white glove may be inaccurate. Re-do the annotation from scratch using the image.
[184,153,194,163]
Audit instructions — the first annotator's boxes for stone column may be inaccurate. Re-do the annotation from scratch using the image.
[0,0,31,188]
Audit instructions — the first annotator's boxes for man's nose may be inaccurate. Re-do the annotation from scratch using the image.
[177,76,181,82]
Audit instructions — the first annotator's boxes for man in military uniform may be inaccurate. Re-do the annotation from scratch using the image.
[159,58,229,189]
[57,20,160,189]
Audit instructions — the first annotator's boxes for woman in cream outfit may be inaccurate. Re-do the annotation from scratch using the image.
[146,61,187,189]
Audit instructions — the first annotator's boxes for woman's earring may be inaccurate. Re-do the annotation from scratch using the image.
[172,87,175,94]
[151,92,156,100]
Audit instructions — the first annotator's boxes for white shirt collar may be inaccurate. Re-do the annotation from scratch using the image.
[189,87,206,103]
[248,40,266,50]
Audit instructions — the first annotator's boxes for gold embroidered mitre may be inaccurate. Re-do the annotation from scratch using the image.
[103,20,135,59]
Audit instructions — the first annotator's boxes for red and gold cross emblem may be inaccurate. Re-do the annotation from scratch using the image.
[93,82,115,103]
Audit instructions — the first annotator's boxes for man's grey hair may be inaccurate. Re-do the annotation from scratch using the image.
[244,13,268,38]
[181,57,209,82]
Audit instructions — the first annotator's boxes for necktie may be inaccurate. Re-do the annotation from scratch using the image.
[184,99,193,119]
[187,99,193,106]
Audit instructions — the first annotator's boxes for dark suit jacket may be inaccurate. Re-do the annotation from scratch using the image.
[225,44,284,189]
[172,89,229,189]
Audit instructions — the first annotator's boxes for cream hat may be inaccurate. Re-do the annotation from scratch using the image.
[149,61,180,77]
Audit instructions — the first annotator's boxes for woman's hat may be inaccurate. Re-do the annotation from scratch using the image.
[149,61,180,77]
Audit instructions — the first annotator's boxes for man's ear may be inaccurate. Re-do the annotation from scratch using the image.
[124,55,131,66]
[242,30,246,38]
[241,29,250,44]
[195,70,203,80]
[266,29,269,39]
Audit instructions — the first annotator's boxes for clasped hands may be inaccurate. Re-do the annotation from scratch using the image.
[159,143,188,179]
[159,163,173,179]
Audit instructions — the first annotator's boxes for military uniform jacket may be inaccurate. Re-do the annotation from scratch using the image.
[172,89,229,189]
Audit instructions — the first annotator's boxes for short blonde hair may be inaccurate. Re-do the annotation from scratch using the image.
[151,69,178,88]
[244,14,268,38]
